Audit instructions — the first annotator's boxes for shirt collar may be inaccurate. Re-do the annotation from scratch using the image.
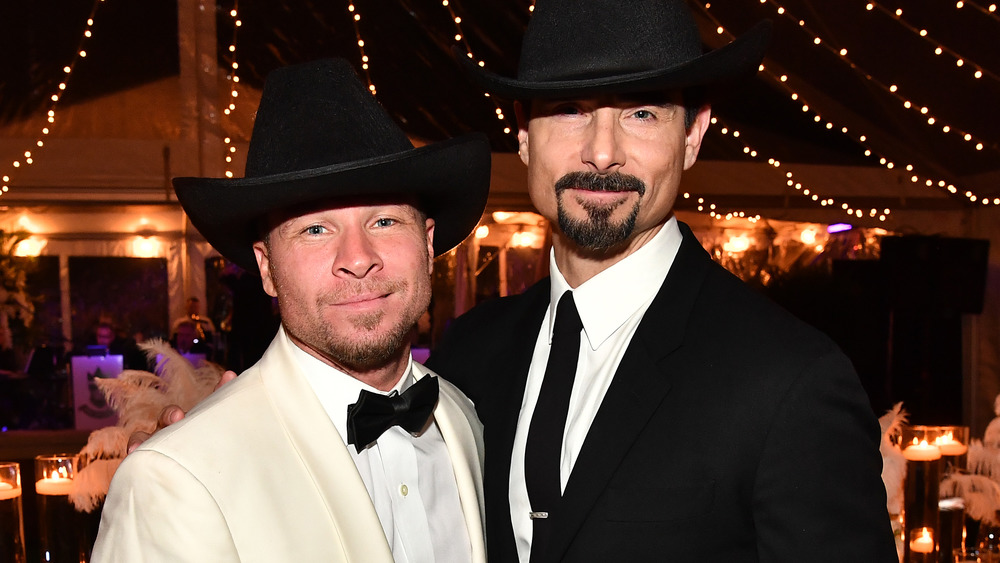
[291,338,413,445]
[549,216,682,350]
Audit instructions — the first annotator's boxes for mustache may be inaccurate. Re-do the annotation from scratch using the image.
[319,280,406,305]
[554,171,646,196]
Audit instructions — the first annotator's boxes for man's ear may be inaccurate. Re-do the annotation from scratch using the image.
[424,218,436,275]
[514,100,530,166]
[253,241,278,297]
[683,104,712,170]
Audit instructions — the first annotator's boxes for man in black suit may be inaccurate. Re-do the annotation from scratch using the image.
[427,0,897,560]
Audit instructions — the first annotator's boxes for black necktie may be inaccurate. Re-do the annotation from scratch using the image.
[346,375,439,453]
[524,291,583,560]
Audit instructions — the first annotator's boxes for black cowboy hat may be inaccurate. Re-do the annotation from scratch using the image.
[173,58,492,273]
[456,0,772,99]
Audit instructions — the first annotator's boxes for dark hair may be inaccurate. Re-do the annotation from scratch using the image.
[683,87,707,130]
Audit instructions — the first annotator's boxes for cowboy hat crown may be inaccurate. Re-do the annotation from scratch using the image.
[174,58,492,273]
[457,0,771,98]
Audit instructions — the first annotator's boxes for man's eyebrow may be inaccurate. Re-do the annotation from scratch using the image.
[616,93,678,106]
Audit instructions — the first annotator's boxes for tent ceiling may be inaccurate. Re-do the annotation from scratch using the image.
[1,0,997,210]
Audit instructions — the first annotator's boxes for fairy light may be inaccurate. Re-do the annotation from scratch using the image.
[865,2,998,83]
[954,0,1000,21]
[711,117,891,221]
[681,193,762,223]
[222,1,242,179]
[696,3,987,205]
[1,0,106,195]
[717,1,996,156]
[445,0,515,136]
[347,3,377,95]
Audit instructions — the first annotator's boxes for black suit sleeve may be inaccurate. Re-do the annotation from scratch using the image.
[752,349,898,561]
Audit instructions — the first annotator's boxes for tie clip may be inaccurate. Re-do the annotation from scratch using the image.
[529,511,549,520]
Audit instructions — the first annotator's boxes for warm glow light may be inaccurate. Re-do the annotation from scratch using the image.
[474,225,489,239]
[14,237,46,257]
[132,237,160,258]
[800,228,817,245]
[511,231,539,248]
[723,234,751,253]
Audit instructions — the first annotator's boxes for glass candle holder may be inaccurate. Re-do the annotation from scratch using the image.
[34,454,87,563]
[934,426,970,472]
[0,462,25,563]
[902,426,943,562]
[908,526,936,562]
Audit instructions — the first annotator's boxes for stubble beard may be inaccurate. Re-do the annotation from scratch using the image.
[275,268,432,373]
[555,171,645,252]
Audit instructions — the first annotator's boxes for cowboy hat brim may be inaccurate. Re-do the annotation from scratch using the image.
[174,132,492,274]
[456,20,772,99]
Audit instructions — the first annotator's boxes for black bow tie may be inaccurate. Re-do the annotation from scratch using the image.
[346,375,439,453]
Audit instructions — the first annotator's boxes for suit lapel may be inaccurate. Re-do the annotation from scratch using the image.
[544,225,713,561]
[258,328,394,562]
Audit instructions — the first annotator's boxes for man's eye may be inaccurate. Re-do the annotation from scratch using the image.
[304,225,326,235]
[632,109,654,119]
[374,217,396,228]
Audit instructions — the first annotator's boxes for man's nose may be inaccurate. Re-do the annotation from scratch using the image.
[333,227,383,278]
[581,109,625,173]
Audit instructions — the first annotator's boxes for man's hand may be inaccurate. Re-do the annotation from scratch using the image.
[126,370,238,454]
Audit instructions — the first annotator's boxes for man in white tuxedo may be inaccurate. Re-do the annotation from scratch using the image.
[92,58,493,562]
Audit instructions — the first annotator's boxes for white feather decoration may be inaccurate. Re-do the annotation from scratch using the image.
[940,473,1000,526]
[969,440,1000,481]
[879,402,908,515]
[68,339,223,512]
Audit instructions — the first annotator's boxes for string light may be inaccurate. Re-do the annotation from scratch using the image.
[681,192,762,223]
[222,1,242,179]
[446,0,515,136]
[1,0,106,195]
[696,3,990,206]
[954,0,1000,21]
[864,2,998,83]
[766,70,975,203]
[712,117,891,221]
[741,0,996,155]
[347,3,376,95]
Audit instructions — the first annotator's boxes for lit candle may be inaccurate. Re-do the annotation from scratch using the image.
[35,468,73,496]
[909,527,934,553]
[0,481,20,500]
[934,432,968,456]
[902,438,941,461]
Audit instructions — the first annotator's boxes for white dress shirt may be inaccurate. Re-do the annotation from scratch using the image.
[292,344,472,563]
[509,217,683,562]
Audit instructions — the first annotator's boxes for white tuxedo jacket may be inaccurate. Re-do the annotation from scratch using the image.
[92,328,486,562]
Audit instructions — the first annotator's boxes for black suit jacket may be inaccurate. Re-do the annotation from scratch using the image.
[428,222,896,562]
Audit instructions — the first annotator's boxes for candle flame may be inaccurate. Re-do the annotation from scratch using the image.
[934,431,956,445]
[48,467,69,480]
[920,527,931,540]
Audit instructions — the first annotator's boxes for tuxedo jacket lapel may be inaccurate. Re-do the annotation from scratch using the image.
[544,225,713,561]
[257,330,395,562]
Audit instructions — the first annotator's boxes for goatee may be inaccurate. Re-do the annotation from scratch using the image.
[554,171,645,251]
